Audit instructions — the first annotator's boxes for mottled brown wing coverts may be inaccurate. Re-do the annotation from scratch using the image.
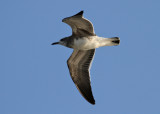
[62,11,95,37]
[67,49,95,104]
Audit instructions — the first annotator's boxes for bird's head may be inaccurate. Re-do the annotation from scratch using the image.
[51,37,67,47]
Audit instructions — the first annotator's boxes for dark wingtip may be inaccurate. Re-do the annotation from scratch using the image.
[90,99,95,105]
[79,10,84,15]
[84,96,95,105]
[74,10,84,17]
[62,10,84,22]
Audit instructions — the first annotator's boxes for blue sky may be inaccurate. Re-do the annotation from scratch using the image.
[1,0,160,114]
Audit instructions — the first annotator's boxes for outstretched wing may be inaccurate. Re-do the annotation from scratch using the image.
[67,49,96,104]
[62,11,95,37]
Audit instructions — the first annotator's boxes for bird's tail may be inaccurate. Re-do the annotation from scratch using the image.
[110,37,120,46]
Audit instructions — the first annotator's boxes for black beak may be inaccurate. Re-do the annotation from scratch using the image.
[51,42,59,45]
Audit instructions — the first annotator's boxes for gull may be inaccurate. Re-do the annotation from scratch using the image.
[51,11,120,105]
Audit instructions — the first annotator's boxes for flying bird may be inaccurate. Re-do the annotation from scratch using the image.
[52,11,120,105]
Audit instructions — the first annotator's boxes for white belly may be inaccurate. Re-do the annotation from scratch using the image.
[72,36,118,50]
[73,36,100,50]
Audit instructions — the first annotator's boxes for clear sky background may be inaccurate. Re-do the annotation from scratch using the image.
[1,0,160,114]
